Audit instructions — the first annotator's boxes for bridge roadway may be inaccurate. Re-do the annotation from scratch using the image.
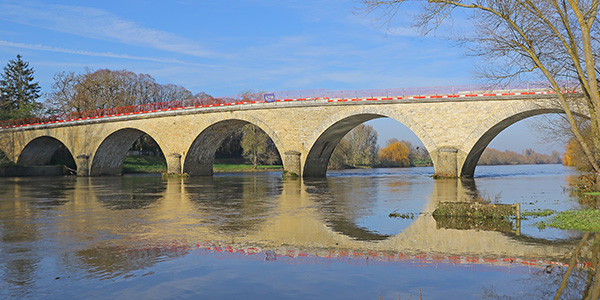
[1,176,594,268]
[0,89,583,177]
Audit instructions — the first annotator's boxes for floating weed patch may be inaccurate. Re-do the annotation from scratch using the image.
[522,209,555,218]
[388,212,419,219]
[432,202,516,219]
[583,192,600,196]
[433,215,514,232]
[537,209,600,232]
[431,202,517,232]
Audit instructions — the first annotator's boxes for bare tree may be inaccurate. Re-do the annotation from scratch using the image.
[240,124,280,169]
[329,124,379,169]
[357,0,600,188]
[46,69,195,114]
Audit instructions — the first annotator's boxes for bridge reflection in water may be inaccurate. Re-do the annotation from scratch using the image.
[0,172,598,298]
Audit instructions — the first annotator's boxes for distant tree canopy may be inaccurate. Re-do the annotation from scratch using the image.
[563,125,594,172]
[379,139,412,167]
[0,55,41,120]
[329,124,379,169]
[379,138,431,167]
[478,148,562,165]
[46,69,197,114]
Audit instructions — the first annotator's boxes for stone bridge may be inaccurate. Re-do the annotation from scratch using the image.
[0,90,583,177]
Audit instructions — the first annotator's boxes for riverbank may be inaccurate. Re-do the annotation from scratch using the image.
[122,155,569,174]
[123,155,282,174]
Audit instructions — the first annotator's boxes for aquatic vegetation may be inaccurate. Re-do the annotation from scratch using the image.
[432,202,516,219]
[522,209,555,218]
[433,215,515,233]
[430,202,517,232]
[537,209,600,232]
[388,212,418,219]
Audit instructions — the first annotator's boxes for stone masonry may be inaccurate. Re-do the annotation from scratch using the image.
[0,94,581,177]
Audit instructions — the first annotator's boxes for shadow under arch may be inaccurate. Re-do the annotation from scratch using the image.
[0,146,9,163]
[90,128,165,176]
[303,110,434,177]
[183,119,283,176]
[17,136,76,168]
[461,108,568,177]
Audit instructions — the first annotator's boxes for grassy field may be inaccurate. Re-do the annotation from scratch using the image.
[213,164,282,172]
[123,155,167,174]
[123,155,283,174]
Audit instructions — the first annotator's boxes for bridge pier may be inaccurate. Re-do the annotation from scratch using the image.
[166,153,182,175]
[433,147,459,178]
[283,151,301,177]
[76,154,89,177]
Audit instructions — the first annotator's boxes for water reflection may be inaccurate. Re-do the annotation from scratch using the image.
[304,177,392,241]
[185,175,281,235]
[479,232,600,299]
[0,215,40,299]
[0,166,598,298]
[63,244,189,280]
[93,176,165,210]
[0,177,72,208]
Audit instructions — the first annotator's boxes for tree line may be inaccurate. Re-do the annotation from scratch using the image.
[328,124,432,169]
[478,148,562,165]
[327,124,564,170]
[46,69,199,115]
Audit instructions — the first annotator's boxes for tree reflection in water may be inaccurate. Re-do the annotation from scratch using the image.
[304,177,392,241]
[479,232,600,299]
[0,177,75,298]
[63,244,189,280]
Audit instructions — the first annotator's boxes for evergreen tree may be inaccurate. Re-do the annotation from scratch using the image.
[0,55,41,120]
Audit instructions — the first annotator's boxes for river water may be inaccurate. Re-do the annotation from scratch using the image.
[0,164,598,299]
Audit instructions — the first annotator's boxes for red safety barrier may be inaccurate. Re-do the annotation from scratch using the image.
[0,81,581,129]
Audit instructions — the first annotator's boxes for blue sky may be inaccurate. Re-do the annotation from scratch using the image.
[0,0,561,153]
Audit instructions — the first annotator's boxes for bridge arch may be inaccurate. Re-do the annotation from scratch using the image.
[183,118,285,176]
[90,128,165,176]
[303,106,435,177]
[17,136,76,168]
[0,146,9,164]
[460,104,566,177]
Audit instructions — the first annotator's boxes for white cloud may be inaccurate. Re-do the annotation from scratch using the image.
[0,40,218,67]
[0,1,216,58]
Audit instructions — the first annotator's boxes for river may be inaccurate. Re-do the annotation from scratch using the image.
[0,164,598,299]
